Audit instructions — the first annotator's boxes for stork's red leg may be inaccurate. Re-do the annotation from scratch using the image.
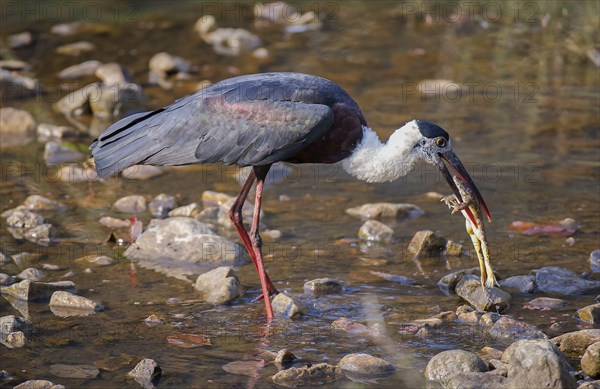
[227,169,278,298]
[249,165,274,321]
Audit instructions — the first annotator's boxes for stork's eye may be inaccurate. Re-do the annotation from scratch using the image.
[435,137,446,147]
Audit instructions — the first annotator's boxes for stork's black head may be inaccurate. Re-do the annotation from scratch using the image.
[411,120,491,226]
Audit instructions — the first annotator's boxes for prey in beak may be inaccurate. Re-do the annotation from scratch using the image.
[438,150,491,228]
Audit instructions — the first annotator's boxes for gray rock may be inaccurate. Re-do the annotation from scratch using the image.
[0,315,30,347]
[53,83,97,115]
[456,275,511,312]
[114,195,147,213]
[338,353,395,377]
[194,267,243,304]
[0,251,9,265]
[128,358,162,389]
[533,266,600,295]
[195,16,262,56]
[272,363,341,387]
[49,364,99,379]
[8,31,34,48]
[56,41,95,56]
[148,193,176,218]
[122,165,167,180]
[22,223,53,245]
[99,216,130,229]
[13,380,64,389]
[44,142,84,165]
[0,273,14,285]
[36,123,75,142]
[168,203,201,218]
[591,250,600,272]
[94,62,130,86]
[499,275,537,293]
[502,339,577,388]
[527,297,569,309]
[578,381,600,389]
[0,279,75,301]
[551,330,600,358]
[23,195,67,212]
[446,372,507,389]
[75,255,115,267]
[488,316,546,341]
[357,220,394,243]
[408,230,446,257]
[274,349,297,367]
[49,291,103,316]
[0,107,36,147]
[577,304,600,324]
[346,203,424,220]
[272,293,304,318]
[438,268,479,292]
[57,60,102,79]
[370,271,416,285]
[88,83,143,119]
[56,164,99,182]
[0,69,38,100]
[582,342,600,379]
[6,208,44,228]
[303,278,345,296]
[16,268,45,281]
[125,217,246,265]
[424,349,488,382]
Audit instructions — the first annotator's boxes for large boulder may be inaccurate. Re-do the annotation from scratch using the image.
[125,218,247,265]
[532,267,600,295]
[424,349,487,383]
[502,339,577,388]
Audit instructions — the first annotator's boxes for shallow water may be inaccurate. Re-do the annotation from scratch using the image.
[1,1,599,387]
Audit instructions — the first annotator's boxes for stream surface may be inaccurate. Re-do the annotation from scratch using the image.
[1,1,599,387]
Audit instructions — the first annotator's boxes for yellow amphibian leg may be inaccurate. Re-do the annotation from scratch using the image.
[466,219,487,288]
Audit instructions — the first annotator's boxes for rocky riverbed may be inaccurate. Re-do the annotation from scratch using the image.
[1,1,599,388]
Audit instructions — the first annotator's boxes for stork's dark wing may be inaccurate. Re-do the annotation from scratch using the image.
[90,81,335,179]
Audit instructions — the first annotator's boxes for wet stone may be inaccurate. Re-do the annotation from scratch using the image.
[0,273,14,285]
[75,255,115,267]
[271,363,341,387]
[444,240,464,256]
[502,339,577,388]
[49,364,99,379]
[168,203,200,218]
[438,268,474,292]
[56,41,96,56]
[455,275,511,312]
[272,293,304,318]
[424,349,488,382]
[57,60,102,79]
[125,218,245,265]
[194,267,243,304]
[488,316,546,341]
[578,380,600,389]
[274,349,297,367]
[338,353,395,378]
[148,194,176,218]
[49,291,103,315]
[526,297,569,309]
[551,330,600,358]
[23,223,53,245]
[5,208,43,229]
[0,279,76,301]
[346,203,424,220]
[8,31,34,48]
[0,315,30,347]
[128,358,162,389]
[481,346,503,360]
[591,250,600,272]
[99,216,130,229]
[144,314,164,325]
[56,164,99,182]
[13,380,64,389]
[581,342,600,378]
[222,360,264,377]
[357,220,394,243]
[16,268,45,281]
[43,142,84,165]
[37,123,75,142]
[408,230,446,257]
[499,275,537,293]
[122,165,167,180]
[303,278,345,296]
[446,372,507,389]
[95,62,130,86]
[533,266,600,295]
[577,303,600,324]
[0,108,37,147]
[370,271,417,285]
[114,195,147,214]
[22,196,64,213]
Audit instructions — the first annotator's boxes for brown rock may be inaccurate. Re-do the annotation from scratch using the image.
[551,330,600,358]
[0,107,36,147]
[408,230,446,257]
[577,303,600,324]
[581,342,600,379]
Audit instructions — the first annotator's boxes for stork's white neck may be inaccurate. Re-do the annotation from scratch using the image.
[342,120,422,183]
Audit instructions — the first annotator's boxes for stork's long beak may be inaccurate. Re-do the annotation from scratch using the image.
[438,150,492,226]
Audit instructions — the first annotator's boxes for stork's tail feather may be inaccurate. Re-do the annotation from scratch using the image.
[89,109,164,178]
